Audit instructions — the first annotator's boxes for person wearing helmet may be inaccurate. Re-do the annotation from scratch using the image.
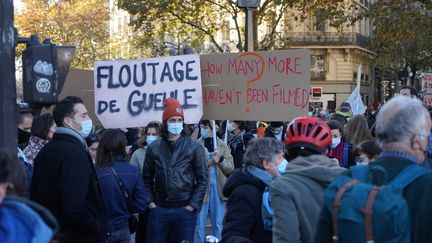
[269,116,345,243]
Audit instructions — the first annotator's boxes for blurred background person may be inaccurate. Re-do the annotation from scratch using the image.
[326,120,345,166]
[227,121,254,168]
[264,121,287,142]
[352,140,382,165]
[130,122,161,173]
[342,114,374,167]
[95,129,148,243]
[17,111,33,150]
[86,132,101,164]
[194,120,234,243]
[24,113,56,165]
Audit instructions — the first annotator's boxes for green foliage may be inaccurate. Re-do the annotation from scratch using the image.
[118,0,354,54]
[15,0,110,69]
[359,0,432,74]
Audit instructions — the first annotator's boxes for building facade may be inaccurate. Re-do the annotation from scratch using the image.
[108,0,376,111]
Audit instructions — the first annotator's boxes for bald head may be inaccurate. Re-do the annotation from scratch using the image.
[375,96,430,145]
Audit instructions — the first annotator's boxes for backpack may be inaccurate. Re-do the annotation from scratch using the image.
[324,164,430,243]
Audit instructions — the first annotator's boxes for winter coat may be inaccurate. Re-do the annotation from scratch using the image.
[143,135,207,210]
[0,196,59,243]
[222,167,272,243]
[31,127,107,242]
[96,161,149,232]
[270,155,345,243]
[198,137,234,201]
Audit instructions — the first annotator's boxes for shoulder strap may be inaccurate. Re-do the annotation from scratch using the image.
[388,164,430,188]
[342,143,352,167]
[350,164,369,183]
[110,167,132,212]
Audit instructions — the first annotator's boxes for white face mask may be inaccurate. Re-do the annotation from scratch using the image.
[226,122,235,132]
[73,118,92,138]
[167,122,183,136]
[330,136,341,149]
[146,135,158,145]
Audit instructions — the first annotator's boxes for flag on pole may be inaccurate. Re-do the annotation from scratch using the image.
[348,65,366,115]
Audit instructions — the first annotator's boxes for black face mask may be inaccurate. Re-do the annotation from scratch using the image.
[18,128,31,144]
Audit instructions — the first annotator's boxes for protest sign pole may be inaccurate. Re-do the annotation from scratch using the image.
[211,120,217,151]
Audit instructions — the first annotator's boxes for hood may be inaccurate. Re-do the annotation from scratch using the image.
[223,167,268,198]
[0,196,58,242]
[285,155,346,185]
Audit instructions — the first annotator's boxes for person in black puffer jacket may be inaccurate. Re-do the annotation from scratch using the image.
[222,137,285,243]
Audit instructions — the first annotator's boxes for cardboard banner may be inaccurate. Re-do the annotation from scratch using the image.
[200,49,310,121]
[94,55,202,128]
[422,73,432,106]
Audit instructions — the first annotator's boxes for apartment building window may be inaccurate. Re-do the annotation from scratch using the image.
[311,55,325,80]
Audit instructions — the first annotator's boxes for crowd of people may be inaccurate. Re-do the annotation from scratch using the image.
[3,85,432,243]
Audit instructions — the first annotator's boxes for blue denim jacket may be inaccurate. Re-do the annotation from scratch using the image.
[96,161,149,232]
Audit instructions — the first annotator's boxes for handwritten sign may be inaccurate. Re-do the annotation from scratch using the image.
[200,49,310,121]
[422,73,432,106]
[94,55,202,128]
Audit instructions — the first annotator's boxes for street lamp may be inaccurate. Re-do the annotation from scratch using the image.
[237,0,260,52]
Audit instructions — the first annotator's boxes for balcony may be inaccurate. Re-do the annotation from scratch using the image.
[285,32,371,49]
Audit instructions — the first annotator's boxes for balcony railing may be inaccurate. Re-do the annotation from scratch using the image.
[285,32,371,49]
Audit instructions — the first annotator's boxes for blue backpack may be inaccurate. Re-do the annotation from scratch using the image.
[324,164,430,243]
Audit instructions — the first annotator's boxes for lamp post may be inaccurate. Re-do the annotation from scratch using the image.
[237,0,260,52]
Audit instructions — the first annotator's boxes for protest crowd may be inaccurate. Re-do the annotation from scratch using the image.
[4,69,432,243]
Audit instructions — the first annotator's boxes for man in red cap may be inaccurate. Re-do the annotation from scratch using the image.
[142,98,208,243]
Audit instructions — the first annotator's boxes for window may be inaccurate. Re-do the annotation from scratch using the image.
[311,55,325,80]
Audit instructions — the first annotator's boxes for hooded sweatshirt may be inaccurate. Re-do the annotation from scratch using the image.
[269,155,345,243]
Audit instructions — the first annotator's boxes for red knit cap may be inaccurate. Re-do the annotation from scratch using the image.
[162,98,184,122]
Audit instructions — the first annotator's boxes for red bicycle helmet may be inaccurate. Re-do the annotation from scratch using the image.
[285,116,331,153]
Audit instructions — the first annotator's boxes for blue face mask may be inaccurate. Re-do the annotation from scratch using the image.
[200,128,209,138]
[167,122,183,136]
[146,135,158,145]
[79,119,93,138]
[277,159,288,175]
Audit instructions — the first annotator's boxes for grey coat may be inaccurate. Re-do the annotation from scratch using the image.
[270,155,345,243]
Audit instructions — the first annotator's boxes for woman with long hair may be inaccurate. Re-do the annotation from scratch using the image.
[95,129,148,243]
[24,113,56,165]
[130,122,161,173]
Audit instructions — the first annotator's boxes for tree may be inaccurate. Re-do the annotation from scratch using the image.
[15,0,110,69]
[357,0,432,84]
[117,0,354,55]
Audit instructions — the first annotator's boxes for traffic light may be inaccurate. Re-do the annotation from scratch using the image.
[22,35,75,105]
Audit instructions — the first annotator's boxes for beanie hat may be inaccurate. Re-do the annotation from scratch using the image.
[339,101,351,113]
[162,98,184,122]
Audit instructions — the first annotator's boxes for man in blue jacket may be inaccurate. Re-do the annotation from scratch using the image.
[143,98,208,243]
[31,96,108,242]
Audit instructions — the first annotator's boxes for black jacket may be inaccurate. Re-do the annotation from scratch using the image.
[31,131,107,242]
[142,135,207,210]
[315,157,432,243]
[222,168,272,243]
[264,125,287,142]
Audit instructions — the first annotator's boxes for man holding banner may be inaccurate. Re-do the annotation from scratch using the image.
[143,98,207,243]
